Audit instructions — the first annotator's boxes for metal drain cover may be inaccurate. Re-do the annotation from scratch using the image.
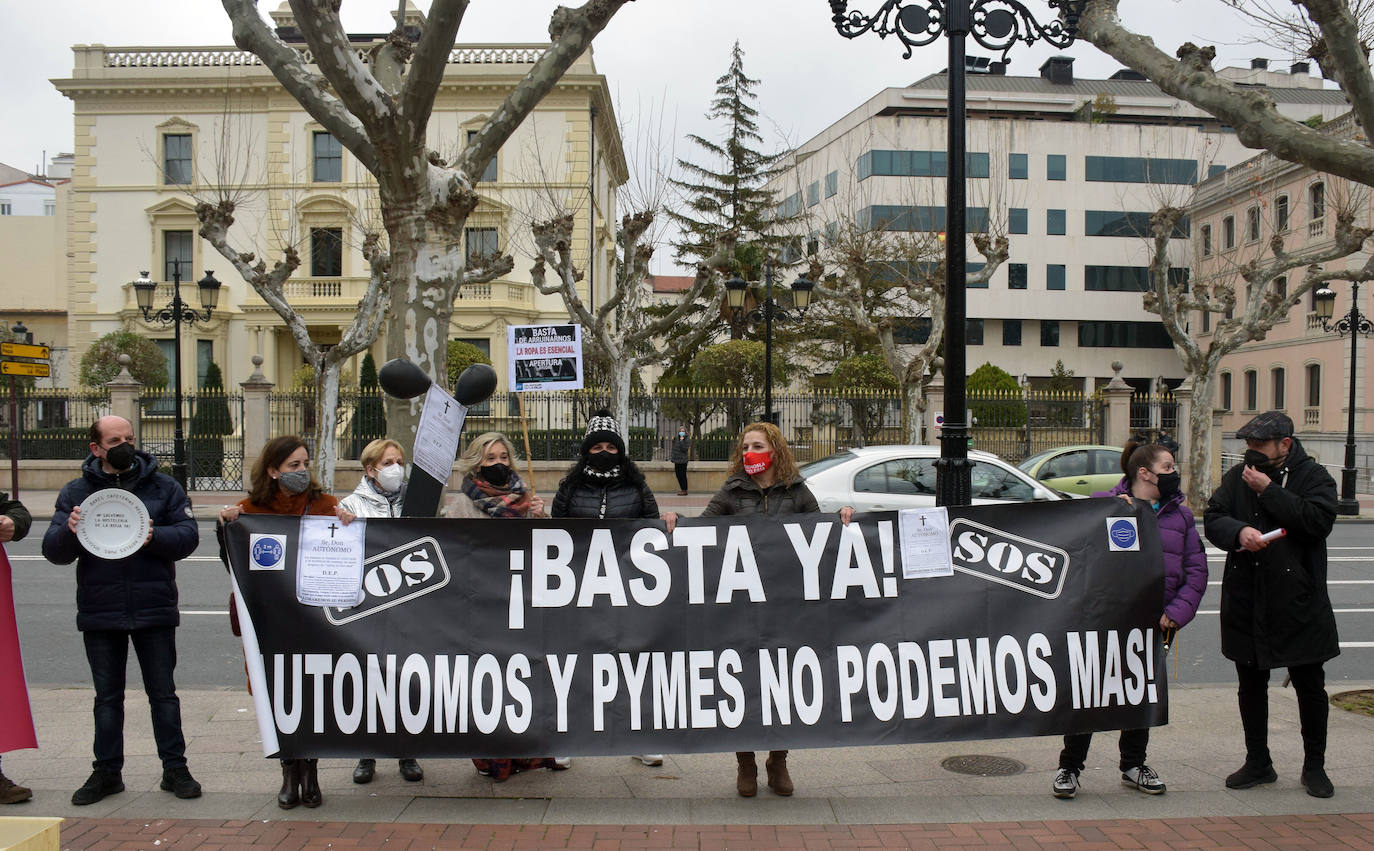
[940,755,1025,776]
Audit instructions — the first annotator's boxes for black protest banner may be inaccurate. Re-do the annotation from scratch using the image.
[224,498,1167,759]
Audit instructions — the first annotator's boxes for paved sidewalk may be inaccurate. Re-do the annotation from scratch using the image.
[4,682,1374,847]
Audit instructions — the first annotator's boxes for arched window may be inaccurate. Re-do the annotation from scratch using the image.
[1245,205,1261,242]
[1308,182,1325,236]
[1306,363,1321,407]
[1220,371,1233,411]
[1222,215,1235,249]
[1244,369,1258,411]
[1271,367,1285,410]
[1274,194,1289,232]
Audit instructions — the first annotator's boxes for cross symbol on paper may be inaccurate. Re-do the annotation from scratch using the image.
[327,522,339,537]
[444,401,451,413]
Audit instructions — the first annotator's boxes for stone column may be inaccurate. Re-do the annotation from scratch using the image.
[240,354,275,472]
[104,354,142,435]
[1101,361,1134,448]
[1211,407,1227,491]
[923,361,945,445]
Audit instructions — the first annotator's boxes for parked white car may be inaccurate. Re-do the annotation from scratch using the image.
[800,445,1074,513]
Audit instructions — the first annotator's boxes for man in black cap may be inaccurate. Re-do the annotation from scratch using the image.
[1204,410,1338,798]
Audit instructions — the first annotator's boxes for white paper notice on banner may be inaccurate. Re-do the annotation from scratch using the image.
[411,383,466,483]
[296,515,365,607]
[897,507,954,579]
[508,323,584,391]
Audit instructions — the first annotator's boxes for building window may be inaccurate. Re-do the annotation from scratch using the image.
[1047,209,1066,235]
[1208,163,1227,178]
[1309,181,1325,221]
[1046,264,1066,290]
[43,201,55,216]
[1222,215,1235,249]
[1275,194,1289,232]
[1009,207,1027,234]
[1002,319,1022,346]
[1040,320,1059,347]
[967,318,984,345]
[1272,367,1285,410]
[1273,275,1287,303]
[1201,223,1212,256]
[1083,155,1197,185]
[806,181,820,207]
[465,130,498,182]
[856,205,988,233]
[1201,309,1211,332]
[163,230,193,281]
[1245,205,1261,242]
[1084,265,1188,292]
[1306,363,1321,407]
[0,202,10,216]
[310,227,343,277]
[1008,263,1027,289]
[1244,369,1258,411]
[196,340,214,388]
[312,132,342,182]
[778,191,803,219]
[1047,154,1066,181]
[163,133,192,185]
[1009,153,1028,180]
[1085,210,1188,238]
[824,171,838,198]
[857,150,989,179]
[1077,321,1174,348]
[465,227,499,261]
[1221,372,1233,411]
[893,317,932,344]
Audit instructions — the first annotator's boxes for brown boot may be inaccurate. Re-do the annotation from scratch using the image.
[735,751,757,797]
[765,750,793,796]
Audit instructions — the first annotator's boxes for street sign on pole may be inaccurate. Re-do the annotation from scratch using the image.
[0,361,50,377]
[0,342,50,360]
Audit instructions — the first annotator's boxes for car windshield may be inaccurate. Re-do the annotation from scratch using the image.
[800,450,858,477]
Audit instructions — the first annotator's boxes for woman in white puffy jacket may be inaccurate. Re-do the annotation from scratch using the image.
[338,439,423,786]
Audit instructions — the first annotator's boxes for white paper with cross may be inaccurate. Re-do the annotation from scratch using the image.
[296,515,366,607]
[411,383,467,483]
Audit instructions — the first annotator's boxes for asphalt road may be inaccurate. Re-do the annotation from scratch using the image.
[6,520,1373,690]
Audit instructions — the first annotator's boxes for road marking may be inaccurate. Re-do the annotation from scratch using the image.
[1340,642,1374,648]
[9,555,223,562]
[182,610,229,615]
[1207,579,1374,586]
[1196,608,1374,615]
[1207,556,1373,562]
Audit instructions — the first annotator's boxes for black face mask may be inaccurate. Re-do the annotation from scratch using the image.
[105,442,137,472]
[479,463,511,487]
[1243,448,1285,472]
[1155,470,1181,500]
[585,450,620,472]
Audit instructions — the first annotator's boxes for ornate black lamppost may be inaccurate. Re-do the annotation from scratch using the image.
[828,0,1083,505]
[1314,282,1372,516]
[133,261,221,490]
[725,261,815,425]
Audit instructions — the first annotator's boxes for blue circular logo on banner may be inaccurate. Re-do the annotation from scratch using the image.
[1109,519,1138,549]
[252,537,284,568]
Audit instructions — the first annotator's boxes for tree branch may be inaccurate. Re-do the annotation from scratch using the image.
[1303,0,1374,137]
[401,0,470,137]
[288,0,396,132]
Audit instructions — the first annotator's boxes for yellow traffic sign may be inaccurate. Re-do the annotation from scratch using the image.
[1,361,50,377]
[0,342,49,360]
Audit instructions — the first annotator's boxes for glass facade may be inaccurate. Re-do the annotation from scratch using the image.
[1077,320,1174,348]
[1047,154,1066,181]
[1084,265,1189,292]
[1085,210,1189,238]
[1009,153,1028,180]
[1009,207,1027,234]
[858,150,990,180]
[1084,156,1198,185]
[857,205,989,233]
[1047,209,1066,235]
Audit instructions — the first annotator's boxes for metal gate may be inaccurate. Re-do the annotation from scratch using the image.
[968,390,1105,463]
[138,392,245,491]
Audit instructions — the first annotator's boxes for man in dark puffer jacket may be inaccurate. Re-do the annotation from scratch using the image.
[42,416,201,806]
[1205,411,1338,800]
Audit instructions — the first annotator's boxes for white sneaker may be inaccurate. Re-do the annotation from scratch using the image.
[635,754,664,766]
[551,757,572,769]
[1052,767,1080,799]
[1121,764,1166,794]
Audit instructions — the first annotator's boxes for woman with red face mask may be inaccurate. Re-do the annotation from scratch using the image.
[700,421,853,798]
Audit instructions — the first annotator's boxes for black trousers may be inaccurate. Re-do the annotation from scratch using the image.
[83,626,188,772]
[1059,728,1149,773]
[1235,661,1328,768]
[674,462,688,492]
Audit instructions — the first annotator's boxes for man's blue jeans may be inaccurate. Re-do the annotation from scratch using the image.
[82,626,187,772]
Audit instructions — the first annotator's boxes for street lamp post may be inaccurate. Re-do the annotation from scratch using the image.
[1314,282,1372,516]
[133,261,221,491]
[725,260,815,425]
[828,0,1083,505]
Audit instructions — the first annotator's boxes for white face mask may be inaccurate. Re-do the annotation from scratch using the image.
[375,463,405,493]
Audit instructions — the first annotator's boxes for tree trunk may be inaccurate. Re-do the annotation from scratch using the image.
[1185,369,1218,508]
[383,215,439,448]
[611,358,633,455]
[903,383,924,444]
[314,359,343,492]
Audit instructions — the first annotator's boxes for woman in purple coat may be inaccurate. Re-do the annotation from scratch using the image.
[1051,441,1208,799]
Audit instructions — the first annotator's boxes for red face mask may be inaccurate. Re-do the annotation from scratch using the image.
[742,450,772,475]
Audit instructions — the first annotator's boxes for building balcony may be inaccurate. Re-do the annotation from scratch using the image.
[1304,407,1321,428]
[1308,217,1326,238]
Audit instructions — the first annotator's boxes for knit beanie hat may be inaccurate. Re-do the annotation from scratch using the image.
[580,408,627,456]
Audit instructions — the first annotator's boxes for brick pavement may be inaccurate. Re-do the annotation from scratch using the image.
[47,814,1374,849]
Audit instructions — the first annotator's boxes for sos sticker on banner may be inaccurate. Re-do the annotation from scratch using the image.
[508,324,583,391]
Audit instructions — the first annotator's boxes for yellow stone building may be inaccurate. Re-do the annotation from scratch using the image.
[50,7,626,393]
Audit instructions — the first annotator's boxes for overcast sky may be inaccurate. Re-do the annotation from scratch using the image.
[1,1,1307,271]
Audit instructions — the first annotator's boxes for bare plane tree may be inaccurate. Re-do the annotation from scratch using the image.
[529,210,737,431]
[210,0,634,472]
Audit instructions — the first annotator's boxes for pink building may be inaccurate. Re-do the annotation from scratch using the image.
[1190,113,1371,494]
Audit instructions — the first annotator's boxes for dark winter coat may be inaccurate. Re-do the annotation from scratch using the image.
[701,473,819,517]
[1097,478,1207,628]
[1,492,32,542]
[42,450,200,632]
[669,436,691,464]
[1203,437,1339,669]
[553,474,660,520]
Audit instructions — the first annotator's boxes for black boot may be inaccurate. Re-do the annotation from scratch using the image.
[353,758,376,784]
[277,760,300,809]
[300,759,322,808]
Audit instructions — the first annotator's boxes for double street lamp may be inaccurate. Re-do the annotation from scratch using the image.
[1314,282,1372,516]
[724,261,815,425]
[133,261,221,490]
[828,0,1084,505]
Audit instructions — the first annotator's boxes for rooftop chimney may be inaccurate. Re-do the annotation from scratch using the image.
[1039,55,1075,85]
[1290,61,1311,75]
[1251,58,1269,70]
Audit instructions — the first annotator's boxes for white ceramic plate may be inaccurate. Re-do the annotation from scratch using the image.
[76,489,151,560]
